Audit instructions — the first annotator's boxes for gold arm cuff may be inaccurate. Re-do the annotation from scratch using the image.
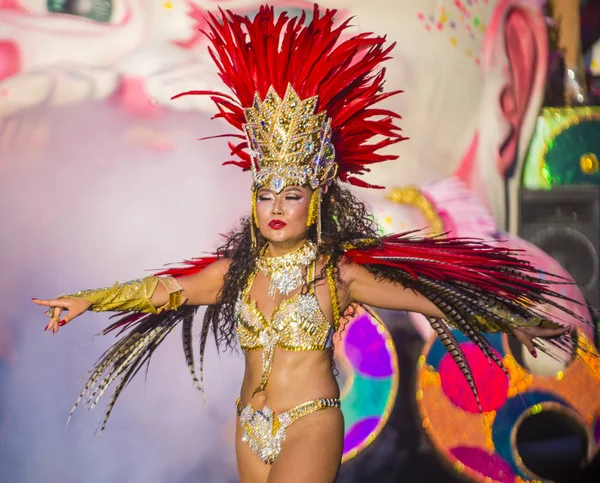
[63,275,185,314]
[156,276,187,311]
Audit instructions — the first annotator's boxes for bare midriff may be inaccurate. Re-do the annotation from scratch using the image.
[240,348,339,412]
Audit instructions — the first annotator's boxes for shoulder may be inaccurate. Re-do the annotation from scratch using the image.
[187,257,232,280]
[335,257,365,286]
[212,257,233,273]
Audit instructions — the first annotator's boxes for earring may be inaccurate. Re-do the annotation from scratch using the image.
[307,189,322,245]
[307,189,319,227]
[317,193,322,246]
[251,189,258,249]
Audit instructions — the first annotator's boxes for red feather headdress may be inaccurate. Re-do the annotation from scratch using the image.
[172,4,407,189]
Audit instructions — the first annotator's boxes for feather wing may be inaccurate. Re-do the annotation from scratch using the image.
[69,257,218,433]
[343,232,593,406]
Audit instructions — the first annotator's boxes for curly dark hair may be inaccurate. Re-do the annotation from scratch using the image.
[199,182,380,358]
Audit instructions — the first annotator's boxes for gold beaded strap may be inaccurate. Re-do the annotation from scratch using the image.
[283,397,341,425]
[235,397,341,424]
[306,261,316,293]
[326,261,341,331]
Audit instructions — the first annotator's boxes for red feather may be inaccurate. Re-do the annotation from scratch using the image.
[153,256,220,278]
[172,4,405,187]
[343,232,570,303]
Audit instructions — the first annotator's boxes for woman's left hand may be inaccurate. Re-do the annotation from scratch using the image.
[512,325,570,357]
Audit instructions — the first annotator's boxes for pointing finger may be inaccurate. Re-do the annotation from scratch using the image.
[32,298,63,307]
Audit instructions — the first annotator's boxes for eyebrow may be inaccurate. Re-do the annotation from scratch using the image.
[283,187,303,193]
[258,187,304,195]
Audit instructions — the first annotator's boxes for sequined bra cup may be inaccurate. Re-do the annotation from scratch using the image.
[235,261,340,395]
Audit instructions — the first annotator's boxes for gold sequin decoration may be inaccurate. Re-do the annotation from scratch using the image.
[236,397,341,464]
[326,262,341,331]
[256,241,317,298]
[64,276,184,314]
[236,261,334,395]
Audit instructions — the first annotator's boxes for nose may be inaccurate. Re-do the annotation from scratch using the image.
[271,195,284,215]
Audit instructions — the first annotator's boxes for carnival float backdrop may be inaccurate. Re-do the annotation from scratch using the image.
[1,1,597,482]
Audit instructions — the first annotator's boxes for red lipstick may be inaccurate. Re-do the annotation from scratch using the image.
[269,220,286,230]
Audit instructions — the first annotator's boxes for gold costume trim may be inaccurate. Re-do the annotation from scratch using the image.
[62,275,186,314]
[236,397,341,464]
[157,276,186,311]
[326,262,341,331]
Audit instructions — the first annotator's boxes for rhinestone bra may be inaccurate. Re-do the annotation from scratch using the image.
[235,260,340,395]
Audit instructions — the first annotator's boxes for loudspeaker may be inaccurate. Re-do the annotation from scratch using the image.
[519,186,600,309]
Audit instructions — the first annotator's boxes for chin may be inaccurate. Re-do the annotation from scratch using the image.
[267,232,292,243]
[263,230,305,245]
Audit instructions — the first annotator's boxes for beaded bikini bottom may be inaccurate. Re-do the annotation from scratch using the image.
[236,397,341,464]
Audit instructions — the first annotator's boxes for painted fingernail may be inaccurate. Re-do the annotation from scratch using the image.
[59,320,67,327]
[32,297,38,300]
[44,324,49,331]
[531,350,537,358]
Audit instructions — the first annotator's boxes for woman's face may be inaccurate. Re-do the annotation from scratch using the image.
[255,185,312,249]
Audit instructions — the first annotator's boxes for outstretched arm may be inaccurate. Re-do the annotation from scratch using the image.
[337,260,568,354]
[338,261,445,318]
[152,258,231,306]
[33,258,231,334]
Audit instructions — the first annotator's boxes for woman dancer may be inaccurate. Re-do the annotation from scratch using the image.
[34,6,578,482]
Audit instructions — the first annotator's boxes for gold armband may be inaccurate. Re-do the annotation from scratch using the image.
[63,276,186,314]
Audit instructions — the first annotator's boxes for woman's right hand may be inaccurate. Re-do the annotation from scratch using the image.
[32,297,92,334]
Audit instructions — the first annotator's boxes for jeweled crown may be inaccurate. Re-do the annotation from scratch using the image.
[244,84,337,192]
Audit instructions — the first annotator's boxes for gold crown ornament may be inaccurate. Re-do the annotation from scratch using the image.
[245,84,337,246]
[173,8,408,248]
[244,84,338,193]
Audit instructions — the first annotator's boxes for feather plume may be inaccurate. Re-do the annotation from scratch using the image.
[172,4,407,187]
[68,257,218,433]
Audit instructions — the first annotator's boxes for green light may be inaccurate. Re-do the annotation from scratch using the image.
[541,165,551,183]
